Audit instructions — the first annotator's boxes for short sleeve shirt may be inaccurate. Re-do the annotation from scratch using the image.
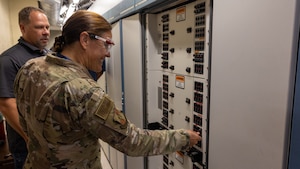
[0,37,47,153]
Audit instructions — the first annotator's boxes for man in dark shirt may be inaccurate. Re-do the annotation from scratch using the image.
[0,6,50,169]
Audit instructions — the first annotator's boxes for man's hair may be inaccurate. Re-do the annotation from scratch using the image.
[18,6,46,25]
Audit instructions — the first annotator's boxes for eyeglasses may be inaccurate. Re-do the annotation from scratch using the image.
[88,33,115,52]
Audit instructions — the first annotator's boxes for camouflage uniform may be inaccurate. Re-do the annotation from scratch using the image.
[14,53,190,169]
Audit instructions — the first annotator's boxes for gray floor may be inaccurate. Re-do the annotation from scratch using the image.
[101,148,113,169]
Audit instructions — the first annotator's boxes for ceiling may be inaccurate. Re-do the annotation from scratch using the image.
[38,0,96,29]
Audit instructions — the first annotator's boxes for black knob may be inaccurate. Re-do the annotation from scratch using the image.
[170,30,175,35]
[169,109,174,114]
[185,116,190,122]
[169,65,175,70]
[169,48,175,53]
[186,67,191,73]
[186,48,192,53]
[169,92,174,97]
[186,98,191,104]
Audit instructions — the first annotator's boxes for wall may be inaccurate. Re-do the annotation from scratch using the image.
[0,0,38,53]
[0,0,12,53]
[0,0,61,51]
[209,0,299,169]
[7,0,37,44]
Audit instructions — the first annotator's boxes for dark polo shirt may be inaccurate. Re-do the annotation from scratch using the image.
[0,37,47,153]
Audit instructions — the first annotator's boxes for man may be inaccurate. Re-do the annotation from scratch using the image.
[0,6,50,169]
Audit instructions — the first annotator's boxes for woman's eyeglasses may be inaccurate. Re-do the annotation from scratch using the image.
[88,33,115,52]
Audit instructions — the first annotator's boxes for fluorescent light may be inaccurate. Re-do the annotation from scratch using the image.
[73,0,80,4]
[88,0,123,15]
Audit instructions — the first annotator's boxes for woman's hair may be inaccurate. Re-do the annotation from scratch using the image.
[52,10,112,52]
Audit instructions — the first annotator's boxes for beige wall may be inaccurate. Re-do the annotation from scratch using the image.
[0,0,37,53]
[0,0,12,53]
[0,0,61,52]
[8,0,38,44]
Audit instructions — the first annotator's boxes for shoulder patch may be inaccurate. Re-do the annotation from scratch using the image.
[113,109,128,129]
[94,96,114,120]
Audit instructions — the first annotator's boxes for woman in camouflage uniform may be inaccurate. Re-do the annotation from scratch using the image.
[14,10,201,169]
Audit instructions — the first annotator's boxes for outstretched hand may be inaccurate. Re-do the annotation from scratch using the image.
[186,130,201,147]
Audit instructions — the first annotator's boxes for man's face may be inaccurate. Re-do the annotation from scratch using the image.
[20,11,50,50]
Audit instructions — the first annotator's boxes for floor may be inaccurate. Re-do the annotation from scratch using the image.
[0,139,14,169]
[101,148,113,169]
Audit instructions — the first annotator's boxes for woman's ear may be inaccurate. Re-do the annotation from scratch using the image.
[79,31,89,50]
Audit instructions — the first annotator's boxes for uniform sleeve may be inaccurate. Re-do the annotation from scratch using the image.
[14,67,28,135]
[68,78,190,157]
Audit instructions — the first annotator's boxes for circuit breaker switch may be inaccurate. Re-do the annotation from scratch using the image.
[161,61,168,69]
[162,117,168,126]
[161,52,169,60]
[193,53,204,63]
[161,14,169,22]
[187,27,192,33]
[188,148,203,164]
[169,92,175,98]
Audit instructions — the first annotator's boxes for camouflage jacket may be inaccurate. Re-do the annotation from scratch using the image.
[14,53,190,169]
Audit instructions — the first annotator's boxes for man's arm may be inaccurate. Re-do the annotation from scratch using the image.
[0,98,28,143]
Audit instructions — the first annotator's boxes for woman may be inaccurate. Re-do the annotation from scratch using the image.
[14,10,201,169]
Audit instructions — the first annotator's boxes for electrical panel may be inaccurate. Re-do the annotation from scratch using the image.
[102,0,298,168]
[147,0,210,168]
